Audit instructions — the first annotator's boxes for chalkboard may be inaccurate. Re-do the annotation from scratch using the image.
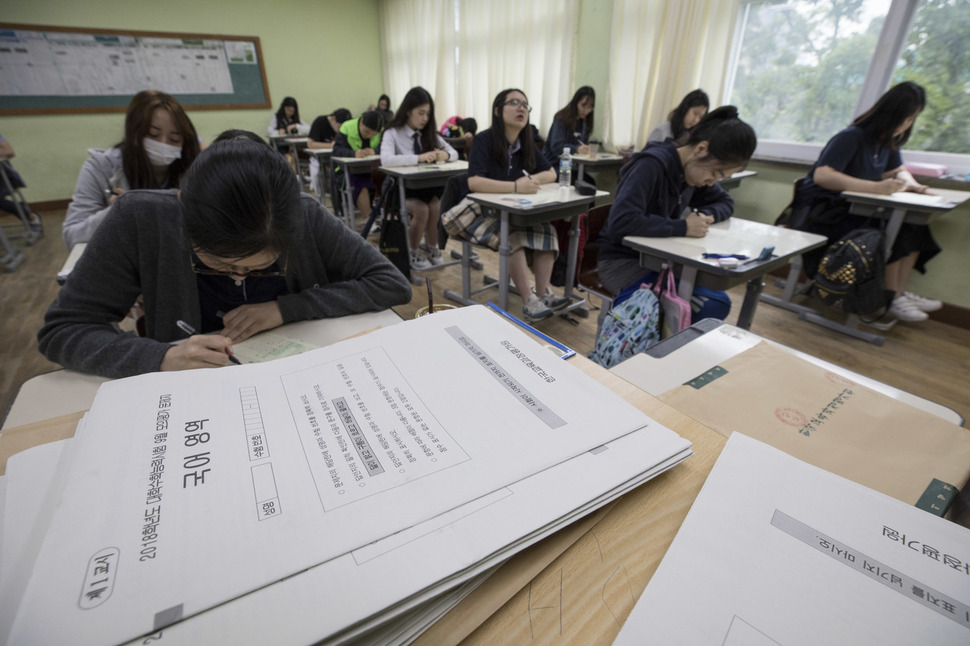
[0,23,271,115]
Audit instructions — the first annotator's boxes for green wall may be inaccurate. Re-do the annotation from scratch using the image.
[2,0,384,203]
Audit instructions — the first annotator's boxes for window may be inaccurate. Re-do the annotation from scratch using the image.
[726,0,970,174]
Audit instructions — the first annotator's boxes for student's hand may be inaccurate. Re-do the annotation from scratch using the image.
[356,148,373,158]
[418,151,437,163]
[875,177,907,195]
[221,301,284,343]
[514,176,540,194]
[577,144,590,155]
[288,125,299,135]
[278,128,287,135]
[161,335,233,371]
[904,180,935,195]
[107,188,125,205]
[685,211,715,237]
[434,149,449,162]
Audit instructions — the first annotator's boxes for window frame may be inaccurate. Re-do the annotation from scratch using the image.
[727,0,970,176]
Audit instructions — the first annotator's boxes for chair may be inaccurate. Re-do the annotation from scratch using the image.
[761,178,811,309]
[576,203,616,338]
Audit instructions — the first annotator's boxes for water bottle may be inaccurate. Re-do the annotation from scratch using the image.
[559,149,572,188]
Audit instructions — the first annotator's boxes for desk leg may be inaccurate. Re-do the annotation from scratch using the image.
[577,161,586,179]
[563,214,580,301]
[344,173,355,229]
[498,210,511,310]
[883,208,905,261]
[291,144,303,185]
[737,276,765,330]
[677,266,696,302]
[397,180,413,280]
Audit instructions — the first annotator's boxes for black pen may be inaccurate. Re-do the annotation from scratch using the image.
[176,319,241,365]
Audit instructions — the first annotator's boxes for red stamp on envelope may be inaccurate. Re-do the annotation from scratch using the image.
[824,372,854,388]
[775,407,807,427]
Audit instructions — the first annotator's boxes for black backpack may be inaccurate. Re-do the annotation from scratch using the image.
[811,228,893,317]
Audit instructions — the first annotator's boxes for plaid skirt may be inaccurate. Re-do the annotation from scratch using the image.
[479,214,559,255]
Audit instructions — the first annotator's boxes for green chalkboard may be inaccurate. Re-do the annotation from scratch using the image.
[0,23,271,115]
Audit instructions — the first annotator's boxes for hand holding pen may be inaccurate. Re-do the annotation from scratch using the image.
[159,319,241,372]
[515,169,540,194]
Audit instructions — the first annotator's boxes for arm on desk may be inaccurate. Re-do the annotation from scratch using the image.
[604,158,688,238]
[689,183,734,222]
[815,165,904,195]
[332,131,355,158]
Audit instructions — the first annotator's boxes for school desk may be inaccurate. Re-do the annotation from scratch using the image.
[453,184,608,315]
[304,147,333,199]
[569,152,624,180]
[761,187,970,345]
[624,218,828,329]
[1,309,404,431]
[330,154,382,228]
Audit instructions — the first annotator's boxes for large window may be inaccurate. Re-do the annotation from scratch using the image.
[726,0,970,173]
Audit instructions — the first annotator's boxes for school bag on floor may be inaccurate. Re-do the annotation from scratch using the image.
[588,283,661,369]
[811,227,893,317]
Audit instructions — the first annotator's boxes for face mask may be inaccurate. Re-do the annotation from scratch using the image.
[143,137,183,166]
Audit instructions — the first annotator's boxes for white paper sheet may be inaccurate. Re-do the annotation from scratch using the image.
[614,434,970,645]
[7,305,666,645]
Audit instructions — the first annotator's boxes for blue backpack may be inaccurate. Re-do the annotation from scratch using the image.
[588,284,661,369]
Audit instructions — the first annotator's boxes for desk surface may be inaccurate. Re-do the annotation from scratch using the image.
[304,147,333,157]
[1,309,403,430]
[332,154,381,165]
[468,183,607,216]
[379,160,468,177]
[841,187,970,212]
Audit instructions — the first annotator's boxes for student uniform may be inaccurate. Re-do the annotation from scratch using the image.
[543,119,590,166]
[332,118,383,204]
[646,120,674,144]
[62,147,132,249]
[792,125,940,277]
[267,115,310,137]
[467,129,558,255]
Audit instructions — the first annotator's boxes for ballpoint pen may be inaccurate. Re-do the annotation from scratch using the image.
[175,319,242,365]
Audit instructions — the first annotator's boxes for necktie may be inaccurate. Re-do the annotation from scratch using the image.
[413,132,422,155]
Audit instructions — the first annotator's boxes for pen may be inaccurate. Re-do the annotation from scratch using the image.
[176,319,242,365]
[522,169,532,180]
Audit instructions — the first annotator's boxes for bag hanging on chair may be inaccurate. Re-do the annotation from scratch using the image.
[653,267,692,338]
[588,283,661,369]
[378,211,411,278]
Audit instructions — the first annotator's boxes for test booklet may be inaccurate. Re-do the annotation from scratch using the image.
[2,305,692,645]
[613,433,970,645]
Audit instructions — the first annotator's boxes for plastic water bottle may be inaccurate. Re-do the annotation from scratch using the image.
[559,149,572,188]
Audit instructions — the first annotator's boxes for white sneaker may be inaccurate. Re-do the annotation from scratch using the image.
[522,294,553,321]
[409,250,432,271]
[540,287,570,310]
[901,291,942,312]
[426,246,444,266]
[888,296,928,322]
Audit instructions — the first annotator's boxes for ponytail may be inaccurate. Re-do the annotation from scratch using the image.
[685,105,757,166]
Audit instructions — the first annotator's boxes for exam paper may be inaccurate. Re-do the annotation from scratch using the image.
[614,434,970,645]
[888,191,944,206]
[231,331,319,363]
[7,305,658,645]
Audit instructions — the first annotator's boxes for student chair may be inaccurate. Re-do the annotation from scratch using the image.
[439,173,503,307]
[761,178,811,308]
[576,203,616,338]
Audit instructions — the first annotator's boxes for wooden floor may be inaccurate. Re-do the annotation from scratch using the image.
[3,208,970,432]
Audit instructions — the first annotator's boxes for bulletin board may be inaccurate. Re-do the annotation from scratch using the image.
[0,23,271,115]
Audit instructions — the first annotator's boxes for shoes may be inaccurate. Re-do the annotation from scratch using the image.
[522,294,553,321]
[409,249,432,271]
[901,291,942,312]
[540,287,570,311]
[888,296,928,322]
[28,212,43,236]
[426,246,444,266]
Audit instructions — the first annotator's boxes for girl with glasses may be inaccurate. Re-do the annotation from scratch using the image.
[466,88,566,322]
[40,131,412,378]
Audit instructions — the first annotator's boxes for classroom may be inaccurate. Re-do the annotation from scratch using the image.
[1,0,969,643]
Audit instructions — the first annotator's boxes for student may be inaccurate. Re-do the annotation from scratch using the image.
[333,110,384,221]
[791,81,938,323]
[440,116,478,139]
[369,94,394,124]
[467,88,567,322]
[0,133,43,233]
[38,132,412,379]
[647,89,710,144]
[62,90,200,249]
[598,106,757,322]
[543,86,595,167]
[380,87,458,270]
[307,108,352,191]
[268,96,310,136]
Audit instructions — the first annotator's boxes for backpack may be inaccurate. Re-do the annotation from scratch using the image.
[811,228,893,317]
[588,284,661,369]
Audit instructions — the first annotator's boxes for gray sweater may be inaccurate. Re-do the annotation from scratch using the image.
[40,190,413,378]
[62,147,130,250]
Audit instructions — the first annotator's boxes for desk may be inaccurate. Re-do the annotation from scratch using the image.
[56,242,86,284]
[624,218,828,329]
[379,161,469,276]
[762,188,970,345]
[1,309,403,430]
[718,168,757,191]
[304,147,333,199]
[456,184,607,314]
[569,152,624,180]
[330,154,382,229]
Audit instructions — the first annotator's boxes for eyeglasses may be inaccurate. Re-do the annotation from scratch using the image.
[191,253,287,278]
[504,99,533,113]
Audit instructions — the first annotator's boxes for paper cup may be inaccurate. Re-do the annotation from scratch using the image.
[415,304,458,318]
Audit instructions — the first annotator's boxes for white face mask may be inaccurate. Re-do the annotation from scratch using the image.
[143,137,183,166]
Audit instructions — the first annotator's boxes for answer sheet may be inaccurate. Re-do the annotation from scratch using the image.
[7,305,656,645]
[614,434,970,645]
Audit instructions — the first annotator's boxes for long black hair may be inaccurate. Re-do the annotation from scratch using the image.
[387,86,439,152]
[684,105,757,166]
[853,81,925,150]
[359,110,385,138]
[180,132,301,259]
[118,90,200,190]
[489,88,538,172]
[553,86,595,135]
[275,96,301,127]
[668,89,710,141]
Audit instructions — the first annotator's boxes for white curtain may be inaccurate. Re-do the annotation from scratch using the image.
[380,0,580,135]
[605,0,740,150]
